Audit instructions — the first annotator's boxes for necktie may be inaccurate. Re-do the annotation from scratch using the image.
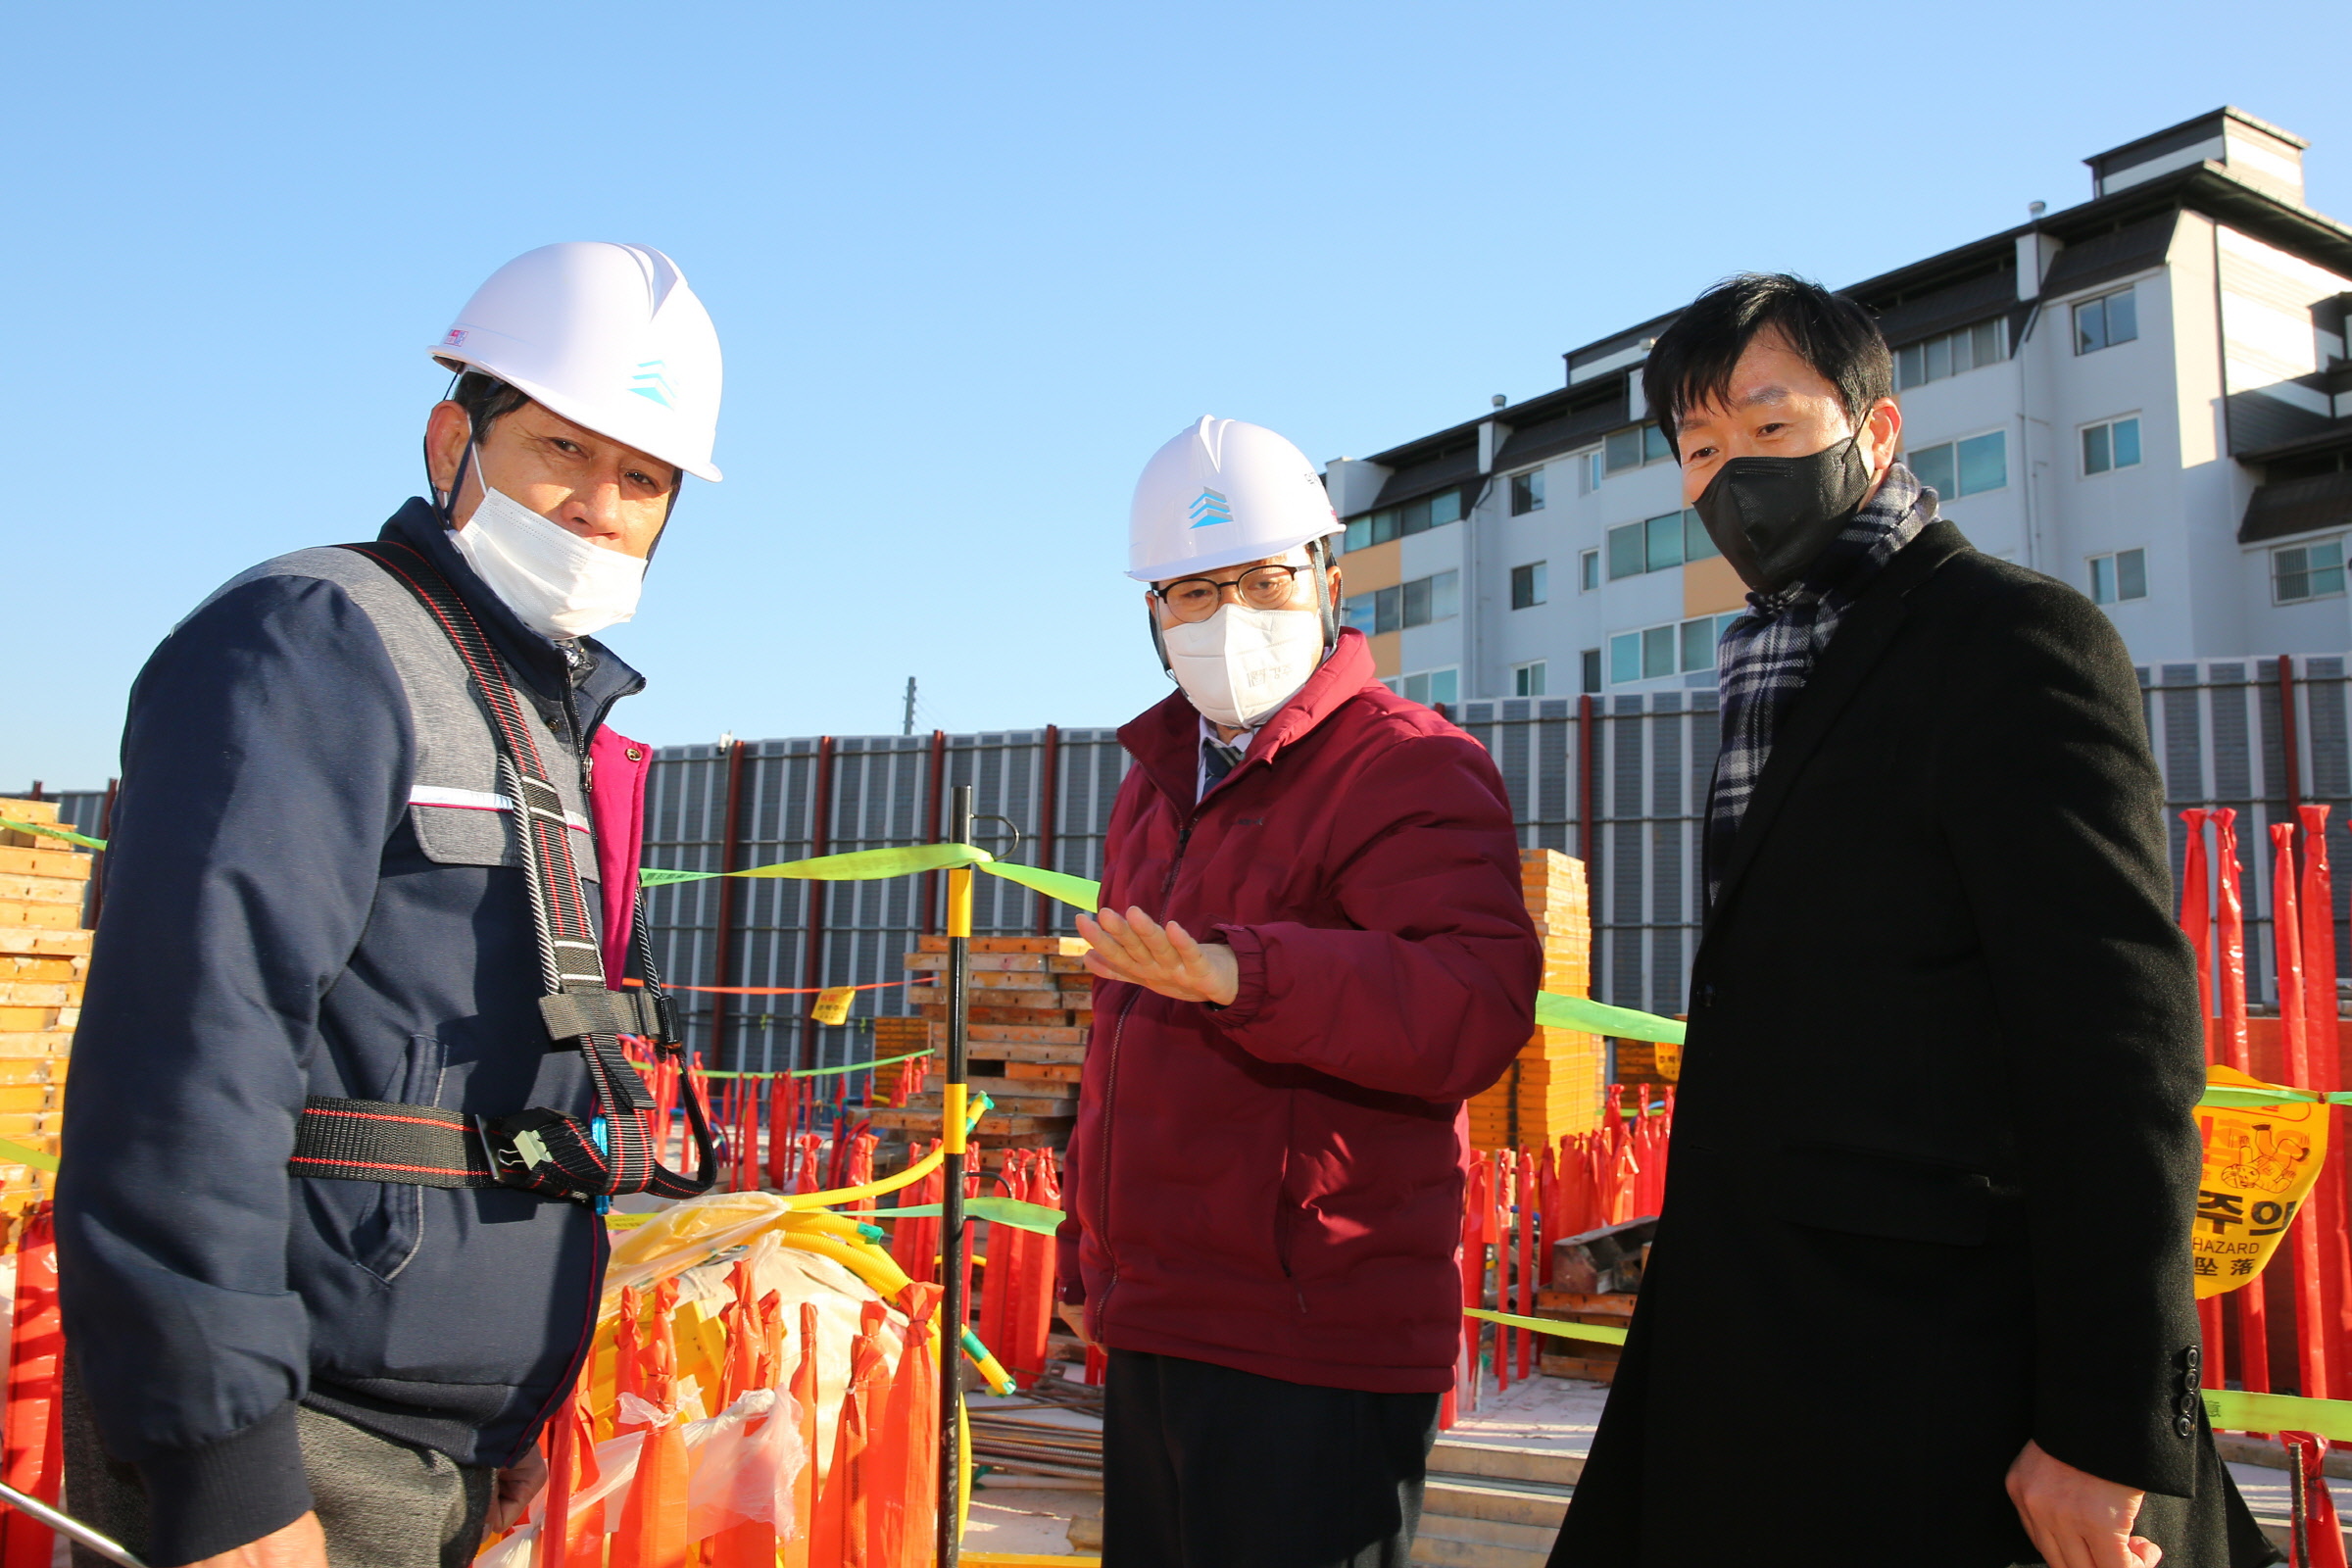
[1201,737,1244,796]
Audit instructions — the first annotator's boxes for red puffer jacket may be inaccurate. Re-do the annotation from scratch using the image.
[1056,629,1539,1393]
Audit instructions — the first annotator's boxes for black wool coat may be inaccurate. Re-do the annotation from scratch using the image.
[1549,521,2277,1567]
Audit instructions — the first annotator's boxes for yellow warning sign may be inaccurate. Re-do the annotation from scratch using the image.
[810,986,856,1026]
[2193,1065,2331,1298]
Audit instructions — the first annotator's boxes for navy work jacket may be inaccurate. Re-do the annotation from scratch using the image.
[58,499,643,1566]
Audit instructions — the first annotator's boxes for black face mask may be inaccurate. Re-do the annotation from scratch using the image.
[1691,426,1874,596]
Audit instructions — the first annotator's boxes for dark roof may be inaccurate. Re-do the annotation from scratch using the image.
[2087,107,2307,180]
[2236,418,2352,469]
[2038,212,2180,299]
[1369,441,1482,513]
[1344,377,1627,517]
[1491,382,1632,473]
[1842,162,2352,310]
[2240,468,2352,545]
[1869,265,2019,349]
[1562,311,1679,381]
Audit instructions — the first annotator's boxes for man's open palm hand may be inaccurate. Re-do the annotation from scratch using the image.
[1077,906,1238,1005]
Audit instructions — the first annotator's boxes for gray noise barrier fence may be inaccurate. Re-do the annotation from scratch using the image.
[635,655,2352,1082]
[23,655,2351,1084]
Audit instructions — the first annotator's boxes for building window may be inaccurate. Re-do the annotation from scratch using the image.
[1510,562,1547,610]
[1895,318,2006,391]
[1401,576,1433,627]
[1603,422,1674,474]
[1344,584,1398,634]
[1609,612,1743,683]
[1606,509,1712,580]
[1580,549,1599,592]
[1584,451,1605,492]
[2087,549,2146,606]
[1680,617,1718,671]
[2082,416,2142,476]
[1607,521,1645,580]
[2074,286,2139,356]
[2275,540,2346,605]
[1510,469,1545,514]
[1609,625,1677,683]
[1419,570,1458,625]
[1906,431,2008,500]
[1342,488,1467,551]
[1397,668,1459,708]
[1345,570,1458,634]
[1682,509,1720,564]
[1512,662,1546,698]
[1580,649,1602,694]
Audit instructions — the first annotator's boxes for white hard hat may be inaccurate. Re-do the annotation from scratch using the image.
[431,242,724,482]
[1128,416,1341,582]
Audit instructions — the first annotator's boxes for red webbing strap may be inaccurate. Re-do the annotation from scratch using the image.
[292,1097,498,1188]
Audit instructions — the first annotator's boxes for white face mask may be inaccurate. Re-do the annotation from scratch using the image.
[1160,603,1324,730]
[445,452,648,641]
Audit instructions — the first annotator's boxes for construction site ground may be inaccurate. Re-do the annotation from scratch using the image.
[959,1370,2352,1566]
[958,1372,1601,1564]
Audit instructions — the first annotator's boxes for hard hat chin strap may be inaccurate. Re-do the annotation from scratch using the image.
[427,439,477,530]
[1151,607,1173,677]
[1308,537,1339,653]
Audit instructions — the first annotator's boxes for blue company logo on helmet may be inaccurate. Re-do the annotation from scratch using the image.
[1188,489,1235,528]
[629,360,678,410]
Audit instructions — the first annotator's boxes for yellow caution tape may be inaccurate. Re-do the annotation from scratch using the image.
[0,1138,59,1174]
[1464,1306,1629,1346]
[0,818,105,852]
[2204,1388,2352,1442]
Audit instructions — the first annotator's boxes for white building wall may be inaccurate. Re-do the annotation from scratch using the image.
[1405,194,2349,702]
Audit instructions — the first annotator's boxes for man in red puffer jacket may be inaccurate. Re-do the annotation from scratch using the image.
[1056,416,1541,1568]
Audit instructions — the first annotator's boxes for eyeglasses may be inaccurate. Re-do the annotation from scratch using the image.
[1152,564,1309,623]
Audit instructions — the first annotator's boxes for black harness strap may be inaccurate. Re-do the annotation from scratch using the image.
[289,539,717,1203]
[291,1098,497,1189]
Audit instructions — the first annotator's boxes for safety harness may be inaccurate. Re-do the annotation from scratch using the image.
[288,539,718,1202]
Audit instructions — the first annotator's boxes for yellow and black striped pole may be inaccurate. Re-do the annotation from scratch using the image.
[937,783,974,1567]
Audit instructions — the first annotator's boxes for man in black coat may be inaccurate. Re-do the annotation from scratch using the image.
[1548,275,2275,1568]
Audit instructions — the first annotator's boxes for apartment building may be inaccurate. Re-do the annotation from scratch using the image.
[1323,108,2352,705]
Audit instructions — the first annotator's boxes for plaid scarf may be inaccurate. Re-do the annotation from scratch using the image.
[1705,462,1933,907]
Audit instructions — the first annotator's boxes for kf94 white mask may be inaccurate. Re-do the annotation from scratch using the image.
[447,454,648,641]
[1160,603,1324,730]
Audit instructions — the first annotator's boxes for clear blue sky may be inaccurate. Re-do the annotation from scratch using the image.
[5,1,2347,788]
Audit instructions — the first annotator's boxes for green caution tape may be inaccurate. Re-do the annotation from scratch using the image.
[1464,1305,1628,1346]
[640,842,1102,915]
[1535,992,1685,1044]
[2198,1084,2352,1108]
[0,818,105,852]
[972,859,1103,910]
[2203,1388,2352,1442]
[693,1048,933,1081]
[51,814,2311,1102]
[640,842,987,888]
[0,1138,59,1174]
[866,1195,1066,1235]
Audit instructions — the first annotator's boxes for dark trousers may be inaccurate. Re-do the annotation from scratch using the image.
[1102,1348,1441,1568]
[64,1370,494,1568]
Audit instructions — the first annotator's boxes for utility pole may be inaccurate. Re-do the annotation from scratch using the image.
[903,676,917,737]
[938,784,973,1568]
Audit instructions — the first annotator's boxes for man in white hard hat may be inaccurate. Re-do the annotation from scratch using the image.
[1056,417,1543,1565]
[59,243,723,1568]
